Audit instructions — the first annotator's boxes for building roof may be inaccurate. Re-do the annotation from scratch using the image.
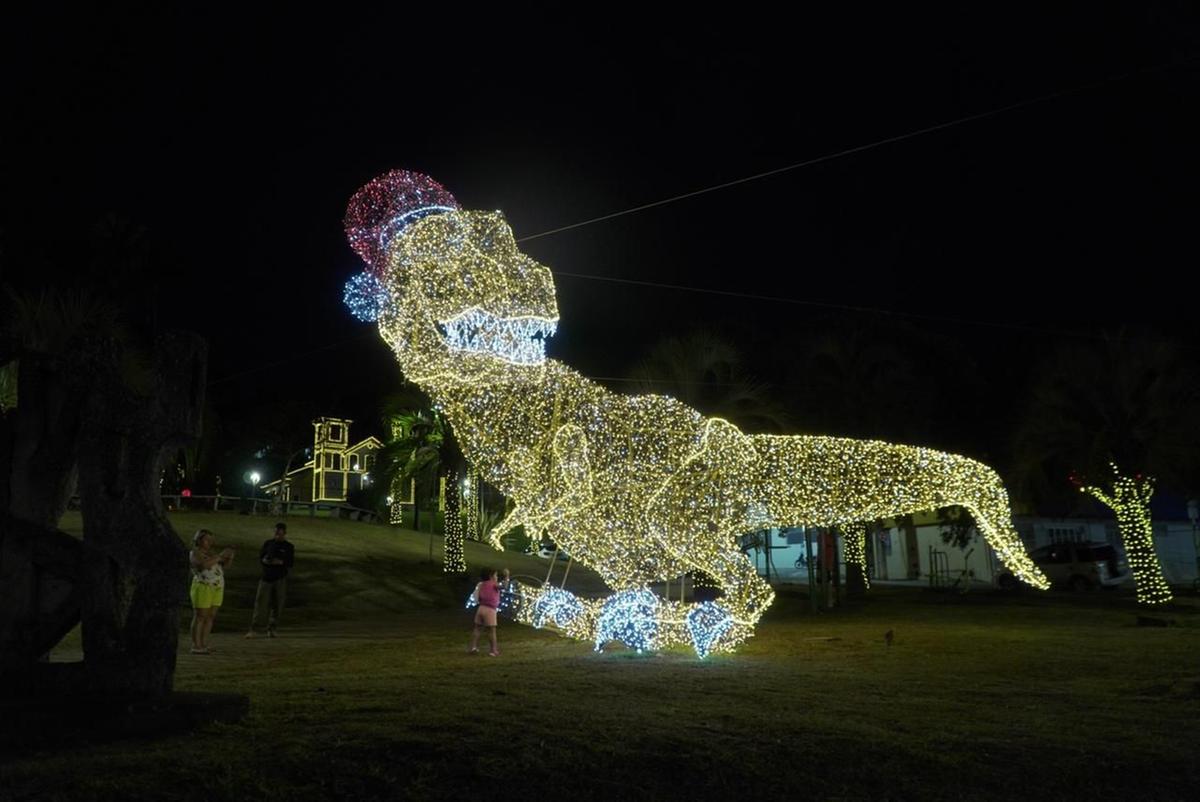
[347,436,384,453]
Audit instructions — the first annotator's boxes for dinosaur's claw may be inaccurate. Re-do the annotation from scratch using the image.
[687,602,735,659]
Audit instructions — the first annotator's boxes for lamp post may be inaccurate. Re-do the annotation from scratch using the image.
[271,446,310,517]
[1188,499,1199,591]
[249,471,261,515]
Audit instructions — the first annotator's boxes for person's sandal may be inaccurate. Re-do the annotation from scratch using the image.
[244,631,257,639]
[190,647,209,655]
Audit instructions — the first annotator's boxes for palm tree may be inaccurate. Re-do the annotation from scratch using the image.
[441,460,465,573]
[782,315,955,442]
[379,408,445,533]
[1013,333,1200,605]
[783,317,935,594]
[626,330,790,433]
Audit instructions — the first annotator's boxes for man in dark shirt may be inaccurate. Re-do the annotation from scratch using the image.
[246,522,294,638]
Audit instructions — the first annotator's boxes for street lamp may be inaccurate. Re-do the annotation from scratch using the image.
[1188,499,1199,591]
[249,471,261,514]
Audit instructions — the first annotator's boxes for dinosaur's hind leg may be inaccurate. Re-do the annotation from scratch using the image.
[699,546,776,626]
[632,545,773,657]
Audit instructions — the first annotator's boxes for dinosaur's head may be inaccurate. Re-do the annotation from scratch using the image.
[343,170,559,370]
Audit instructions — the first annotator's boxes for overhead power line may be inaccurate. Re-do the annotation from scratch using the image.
[217,58,1196,385]
[515,55,1195,244]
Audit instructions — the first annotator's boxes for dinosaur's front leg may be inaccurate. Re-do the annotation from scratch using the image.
[485,505,529,551]
[485,424,594,551]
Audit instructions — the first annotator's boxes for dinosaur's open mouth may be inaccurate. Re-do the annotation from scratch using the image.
[438,309,558,365]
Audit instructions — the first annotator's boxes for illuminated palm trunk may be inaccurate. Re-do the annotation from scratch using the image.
[1081,469,1172,605]
[464,467,479,541]
[842,522,870,592]
[443,467,465,573]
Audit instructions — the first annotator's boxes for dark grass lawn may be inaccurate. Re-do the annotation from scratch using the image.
[4,512,1199,801]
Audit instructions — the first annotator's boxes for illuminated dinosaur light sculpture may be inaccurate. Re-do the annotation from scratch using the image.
[344,170,1050,657]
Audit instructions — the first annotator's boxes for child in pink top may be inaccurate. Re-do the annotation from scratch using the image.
[469,567,509,656]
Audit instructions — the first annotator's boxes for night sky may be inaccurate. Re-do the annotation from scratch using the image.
[5,7,1200,476]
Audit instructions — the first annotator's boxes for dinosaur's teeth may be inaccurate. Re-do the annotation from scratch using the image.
[441,311,555,362]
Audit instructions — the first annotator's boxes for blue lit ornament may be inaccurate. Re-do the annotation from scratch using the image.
[594,589,659,653]
[343,271,387,322]
[530,587,585,629]
[497,586,520,615]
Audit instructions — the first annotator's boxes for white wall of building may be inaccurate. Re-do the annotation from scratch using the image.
[748,526,996,585]
[742,519,1200,587]
[1156,524,1200,585]
[873,528,908,581]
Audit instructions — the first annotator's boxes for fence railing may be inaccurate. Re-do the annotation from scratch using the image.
[68,494,382,523]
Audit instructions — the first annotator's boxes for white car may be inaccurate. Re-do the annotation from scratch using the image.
[999,541,1129,591]
[532,545,571,561]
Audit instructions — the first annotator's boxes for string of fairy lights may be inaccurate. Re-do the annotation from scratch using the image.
[345,169,1050,657]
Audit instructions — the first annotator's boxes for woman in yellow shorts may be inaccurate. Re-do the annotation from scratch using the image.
[189,529,234,654]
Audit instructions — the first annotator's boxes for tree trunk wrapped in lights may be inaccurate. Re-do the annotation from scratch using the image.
[1079,466,1172,605]
[464,467,479,541]
[443,466,465,573]
[842,522,870,594]
[1015,335,1200,607]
